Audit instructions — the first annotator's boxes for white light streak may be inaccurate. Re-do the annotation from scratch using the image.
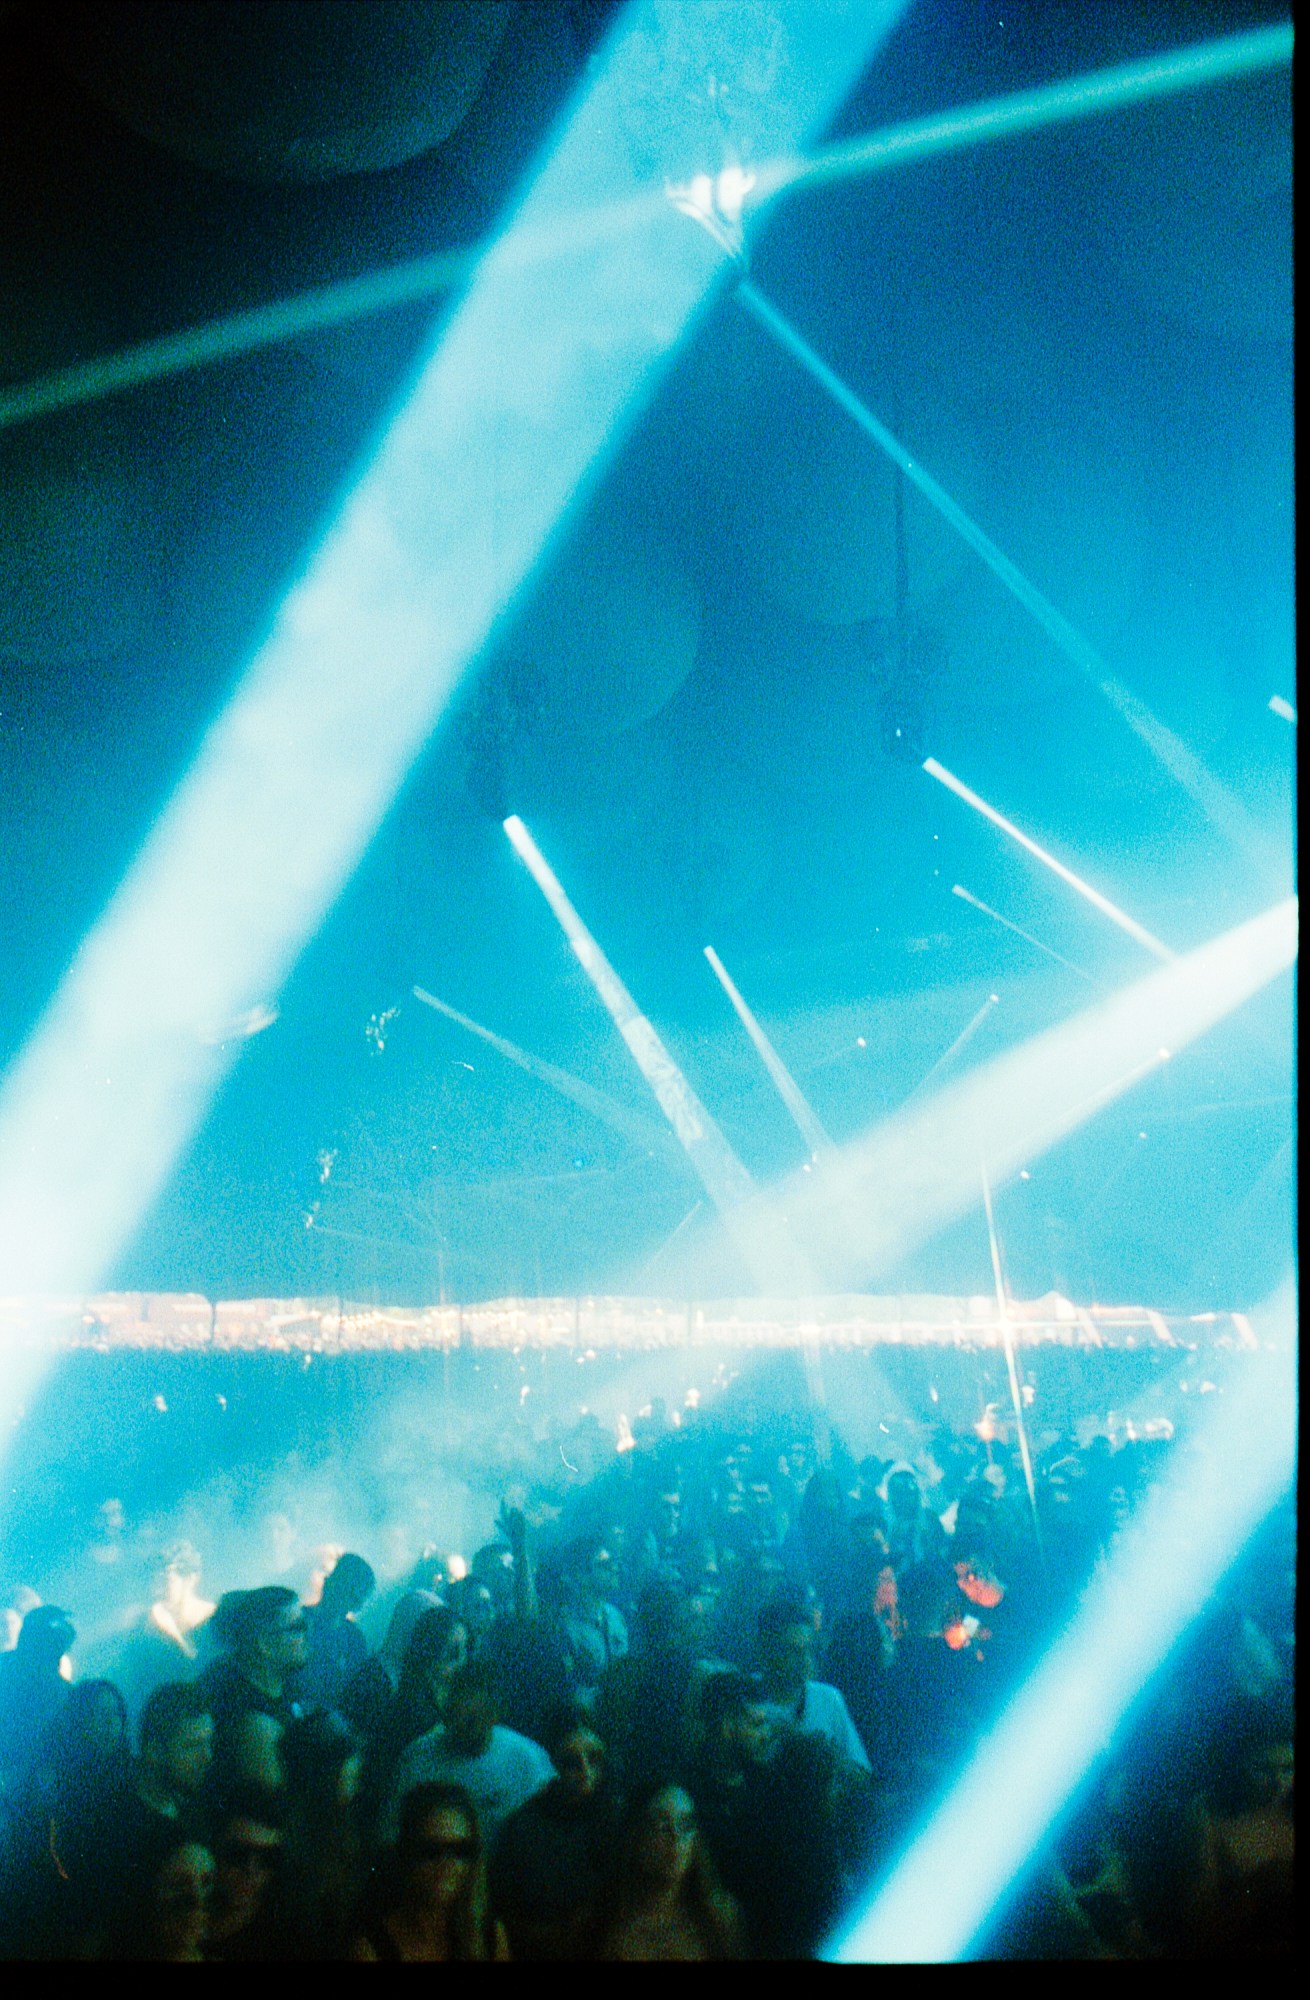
[505,819,753,1210]
[504,817,817,1298]
[736,279,1268,864]
[952,884,1099,985]
[926,760,1173,961]
[1268,694,1297,724]
[980,1161,1039,1535]
[703,945,831,1157]
[412,987,669,1154]
[902,991,999,1103]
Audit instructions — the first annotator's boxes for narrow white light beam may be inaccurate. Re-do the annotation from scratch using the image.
[902,992,999,1104]
[952,884,1099,986]
[1268,694,1297,724]
[758,23,1293,202]
[980,1161,1040,1542]
[504,818,753,1210]
[0,29,1289,436]
[674,898,1296,1297]
[926,759,1174,961]
[703,945,831,1157]
[411,986,671,1155]
[0,3,903,1302]
[504,816,815,1298]
[830,1282,1297,1962]
[735,281,1268,864]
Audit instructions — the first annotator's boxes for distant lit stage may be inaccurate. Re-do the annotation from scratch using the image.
[0,1290,1260,1354]
[2,1290,1261,1572]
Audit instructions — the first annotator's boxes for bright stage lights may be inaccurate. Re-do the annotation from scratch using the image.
[0,2,903,1303]
[828,1281,1297,1963]
[703,945,831,1158]
[925,759,1174,961]
[674,898,1296,1297]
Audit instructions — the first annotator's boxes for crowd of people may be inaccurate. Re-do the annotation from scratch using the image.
[0,1388,1294,1959]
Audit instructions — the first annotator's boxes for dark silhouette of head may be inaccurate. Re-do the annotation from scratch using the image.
[319,1553,375,1619]
[14,1603,75,1670]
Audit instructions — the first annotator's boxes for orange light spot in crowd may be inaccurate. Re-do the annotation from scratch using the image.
[957,1566,1004,1609]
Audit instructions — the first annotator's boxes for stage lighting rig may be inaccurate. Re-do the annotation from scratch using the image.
[857,615,950,763]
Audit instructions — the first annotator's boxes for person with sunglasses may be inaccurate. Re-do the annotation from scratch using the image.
[354,1782,509,1961]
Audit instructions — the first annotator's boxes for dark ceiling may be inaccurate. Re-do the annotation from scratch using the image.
[0,1,1294,1311]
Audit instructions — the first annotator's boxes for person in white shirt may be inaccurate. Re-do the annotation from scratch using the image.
[755,1595,871,1773]
[381,1660,553,1847]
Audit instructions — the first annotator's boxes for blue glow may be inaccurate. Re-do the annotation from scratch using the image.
[0,2,904,1302]
[829,1281,1297,1962]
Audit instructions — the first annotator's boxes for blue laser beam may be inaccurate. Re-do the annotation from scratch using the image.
[759,23,1293,201]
